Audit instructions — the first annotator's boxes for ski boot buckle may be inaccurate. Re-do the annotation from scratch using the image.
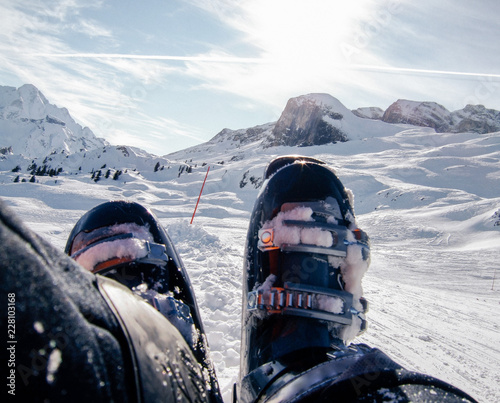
[248,282,366,326]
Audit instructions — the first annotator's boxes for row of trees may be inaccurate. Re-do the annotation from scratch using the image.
[11,160,220,183]
[91,169,122,182]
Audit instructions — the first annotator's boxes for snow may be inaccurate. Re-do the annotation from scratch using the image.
[75,237,149,272]
[262,207,323,246]
[71,222,155,271]
[33,321,45,334]
[46,348,62,384]
[1,109,500,402]
[315,294,344,314]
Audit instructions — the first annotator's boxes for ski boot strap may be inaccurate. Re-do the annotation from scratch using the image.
[247,282,367,327]
[257,209,370,260]
[71,232,171,273]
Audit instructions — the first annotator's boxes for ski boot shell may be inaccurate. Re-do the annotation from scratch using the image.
[66,201,222,402]
[239,156,371,401]
[238,156,476,403]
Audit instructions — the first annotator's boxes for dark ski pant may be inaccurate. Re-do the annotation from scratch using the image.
[0,199,209,402]
[0,199,476,402]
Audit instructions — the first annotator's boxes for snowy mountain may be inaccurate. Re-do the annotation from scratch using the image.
[266,94,402,147]
[451,104,500,133]
[352,106,385,120]
[0,84,107,158]
[0,86,499,402]
[171,93,404,156]
[370,99,500,134]
[382,100,453,132]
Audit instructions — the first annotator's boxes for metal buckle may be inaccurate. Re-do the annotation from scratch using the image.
[248,282,362,325]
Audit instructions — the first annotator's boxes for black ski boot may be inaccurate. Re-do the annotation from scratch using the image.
[237,156,476,403]
[66,201,222,402]
[238,156,370,401]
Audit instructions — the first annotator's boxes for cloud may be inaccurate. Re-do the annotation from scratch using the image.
[181,0,500,111]
[70,19,114,39]
[0,0,200,153]
[33,53,265,64]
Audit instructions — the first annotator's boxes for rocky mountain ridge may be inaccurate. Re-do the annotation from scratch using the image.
[211,94,500,151]
[0,84,107,158]
[206,93,403,151]
[355,99,500,134]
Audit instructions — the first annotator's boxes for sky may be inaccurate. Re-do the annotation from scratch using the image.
[1,0,499,156]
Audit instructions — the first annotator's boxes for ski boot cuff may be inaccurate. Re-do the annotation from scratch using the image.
[239,344,477,402]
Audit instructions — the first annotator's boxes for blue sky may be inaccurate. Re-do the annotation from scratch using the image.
[1,0,499,155]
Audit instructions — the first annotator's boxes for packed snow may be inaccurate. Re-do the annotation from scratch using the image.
[1,112,499,401]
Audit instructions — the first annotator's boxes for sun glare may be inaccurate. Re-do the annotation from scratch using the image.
[237,0,377,65]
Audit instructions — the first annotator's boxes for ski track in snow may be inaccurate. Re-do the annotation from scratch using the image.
[1,129,499,402]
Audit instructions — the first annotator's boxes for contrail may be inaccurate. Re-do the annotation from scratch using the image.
[350,64,500,79]
[33,53,267,64]
[34,52,500,79]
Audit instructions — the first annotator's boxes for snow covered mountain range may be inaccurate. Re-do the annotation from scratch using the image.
[1,84,499,402]
[2,84,500,162]
[378,99,500,134]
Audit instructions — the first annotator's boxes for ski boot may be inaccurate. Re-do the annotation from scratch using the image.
[238,155,372,402]
[66,201,222,402]
[237,156,477,403]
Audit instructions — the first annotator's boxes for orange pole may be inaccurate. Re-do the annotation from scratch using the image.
[190,166,210,224]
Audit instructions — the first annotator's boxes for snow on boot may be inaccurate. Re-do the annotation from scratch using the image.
[65,200,222,402]
[238,156,370,402]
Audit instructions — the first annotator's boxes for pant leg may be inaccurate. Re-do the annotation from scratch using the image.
[0,199,209,402]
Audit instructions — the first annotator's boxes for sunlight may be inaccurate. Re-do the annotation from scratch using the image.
[232,0,379,67]
[181,0,390,108]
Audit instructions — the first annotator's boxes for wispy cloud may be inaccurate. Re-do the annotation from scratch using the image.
[350,65,500,79]
[0,0,206,153]
[183,0,500,110]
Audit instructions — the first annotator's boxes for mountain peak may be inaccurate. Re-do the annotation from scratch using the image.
[293,93,348,109]
[265,93,402,147]
[382,99,452,132]
[0,84,107,158]
[267,93,350,147]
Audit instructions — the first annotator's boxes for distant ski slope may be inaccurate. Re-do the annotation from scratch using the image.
[1,128,499,402]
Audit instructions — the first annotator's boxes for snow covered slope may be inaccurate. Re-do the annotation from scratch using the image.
[0,92,499,402]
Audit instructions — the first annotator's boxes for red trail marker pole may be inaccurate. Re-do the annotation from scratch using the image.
[190,166,210,224]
